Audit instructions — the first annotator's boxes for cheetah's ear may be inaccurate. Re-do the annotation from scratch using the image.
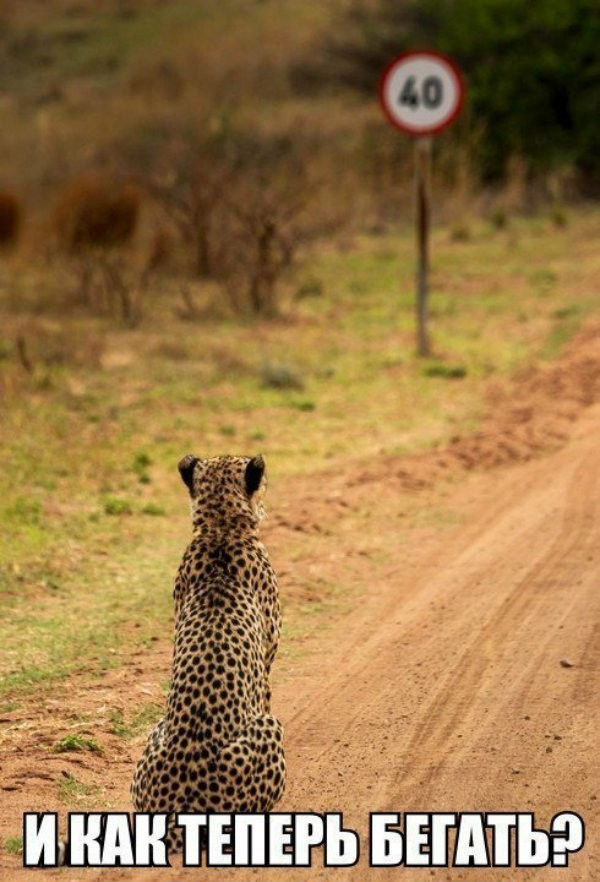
[245,455,265,496]
[178,455,198,492]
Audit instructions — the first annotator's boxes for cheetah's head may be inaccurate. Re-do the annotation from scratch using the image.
[178,453,267,529]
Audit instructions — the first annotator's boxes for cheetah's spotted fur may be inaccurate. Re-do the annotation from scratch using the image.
[131,454,285,846]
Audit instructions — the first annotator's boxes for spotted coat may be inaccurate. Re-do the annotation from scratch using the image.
[131,455,285,845]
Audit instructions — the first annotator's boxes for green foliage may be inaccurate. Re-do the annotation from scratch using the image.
[58,772,100,804]
[141,503,166,517]
[291,399,317,411]
[326,0,600,183]
[422,362,468,379]
[133,451,152,484]
[5,835,23,856]
[53,734,102,754]
[133,452,152,469]
[5,497,42,525]
[103,497,133,516]
[541,304,584,358]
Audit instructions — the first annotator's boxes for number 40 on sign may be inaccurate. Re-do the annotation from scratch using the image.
[379,51,466,356]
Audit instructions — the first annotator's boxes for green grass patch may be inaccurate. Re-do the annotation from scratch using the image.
[141,503,166,517]
[53,734,102,754]
[57,773,101,804]
[541,306,586,359]
[4,835,23,856]
[551,304,580,320]
[421,362,468,380]
[103,497,134,516]
[108,703,164,740]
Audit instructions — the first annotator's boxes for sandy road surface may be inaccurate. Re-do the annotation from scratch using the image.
[2,342,600,881]
[272,406,600,882]
[95,406,600,882]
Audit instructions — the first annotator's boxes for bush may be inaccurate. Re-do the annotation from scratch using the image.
[214,158,313,317]
[146,138,231,279]
[53,175,140,252]
[69,252,143,324]
[0,191,21,246]
[147,129,319,314]
[52,179,147,320]
[220,193,302,317]
[143,228,174,277]
[53,734,102,754]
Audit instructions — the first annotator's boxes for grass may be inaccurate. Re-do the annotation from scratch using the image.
[103,497,134,516]
[4,835,23,856]
[421,362,468,380]
[52,733,102,754]
[0,211,599,705]
[108,703,164,739]
[57,772,102,805]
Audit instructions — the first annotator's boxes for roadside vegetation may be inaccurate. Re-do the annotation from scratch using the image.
[0,0,598,711]
[1,209,599,705]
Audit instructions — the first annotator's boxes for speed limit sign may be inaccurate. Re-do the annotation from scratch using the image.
[379,51,465,356]
[379,50,465,136]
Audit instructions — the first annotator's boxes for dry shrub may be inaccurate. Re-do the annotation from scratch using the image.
[147,149,229,279]
[0,191,22,247]
[209,148,314,318]
[145,130,324,318]
[53,175,140,252]
[217,186,305,318]
[144,227,174,276]
[51,175,144,323]
[70,253,144,325]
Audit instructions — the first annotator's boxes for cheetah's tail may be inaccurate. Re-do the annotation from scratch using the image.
[57,839,70,866]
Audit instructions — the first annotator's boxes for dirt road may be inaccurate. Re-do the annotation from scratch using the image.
[273,404,600,882]
[2,333,599,881]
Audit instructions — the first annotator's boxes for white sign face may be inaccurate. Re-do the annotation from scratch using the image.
[379,51,465,136]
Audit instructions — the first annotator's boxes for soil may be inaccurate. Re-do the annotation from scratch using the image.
[1,325,599,881]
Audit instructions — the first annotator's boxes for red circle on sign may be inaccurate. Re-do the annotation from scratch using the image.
[378,50,465,136]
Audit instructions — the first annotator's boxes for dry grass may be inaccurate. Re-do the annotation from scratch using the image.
[53,175,140,252]
[0,192,21,246]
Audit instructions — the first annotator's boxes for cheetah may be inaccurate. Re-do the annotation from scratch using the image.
[131,454,285,848]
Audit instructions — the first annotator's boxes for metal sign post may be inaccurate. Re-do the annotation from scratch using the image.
[379,51,465,356]
[415,136,432,357]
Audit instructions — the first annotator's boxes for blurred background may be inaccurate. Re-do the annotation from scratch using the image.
[0,0,599,731]
[0,0,600,326]
[0,0,598,317]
